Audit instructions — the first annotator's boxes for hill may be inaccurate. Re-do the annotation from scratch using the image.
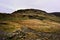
[0,9,60,40]
[49,12,60,17]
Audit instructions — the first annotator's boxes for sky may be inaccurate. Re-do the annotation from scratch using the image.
[0,0,60,13]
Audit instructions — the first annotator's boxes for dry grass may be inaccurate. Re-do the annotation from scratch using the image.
[0,21,22,33]
[17,19,60,32]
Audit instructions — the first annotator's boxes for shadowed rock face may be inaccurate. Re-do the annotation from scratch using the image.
[0,9,60,40]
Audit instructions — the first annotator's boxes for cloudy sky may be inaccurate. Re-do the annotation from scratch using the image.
[0,0,60,13]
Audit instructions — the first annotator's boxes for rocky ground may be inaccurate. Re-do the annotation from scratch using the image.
[0,27,60,40]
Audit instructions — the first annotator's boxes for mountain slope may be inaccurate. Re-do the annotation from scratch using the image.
[0,9,60,40]
[49,12,60,17]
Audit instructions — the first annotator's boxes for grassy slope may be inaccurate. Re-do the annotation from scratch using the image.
[0,9,60,33]
[0,9,60,40]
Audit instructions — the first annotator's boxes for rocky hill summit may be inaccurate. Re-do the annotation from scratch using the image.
[0,9,60,40]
